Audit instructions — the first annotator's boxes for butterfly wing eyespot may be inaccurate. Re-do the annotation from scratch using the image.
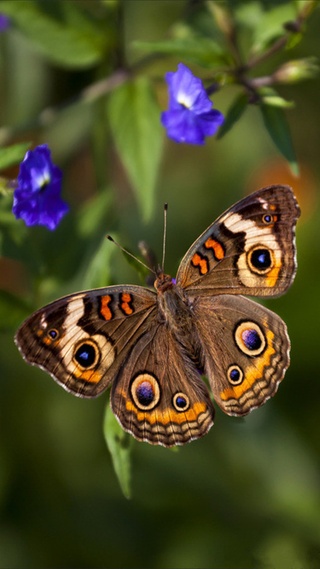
[247,246,273,274]
[262,213,278,225]
[130,373,161,411]
[48,328,59,340]
[227,365,244,385]
[234,321,266,357]
[73,340,101,370]
[172,392,190,411]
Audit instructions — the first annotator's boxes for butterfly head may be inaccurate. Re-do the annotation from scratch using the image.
[154,271,175,293]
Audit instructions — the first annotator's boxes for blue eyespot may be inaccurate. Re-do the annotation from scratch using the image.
[230,368,240,381]
[173,392,190,411]
[227,365,244,385]
[250,248,271,270]
[48,328,58,339]
[74,343,96,368]
[176,396,187,408]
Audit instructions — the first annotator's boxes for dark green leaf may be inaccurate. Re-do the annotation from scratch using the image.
[0,0,107,69]
[103,404,132,499]
[217,93,247,139]
[260,104,298,175]
[0,142,30,171]
[107,77,163,221]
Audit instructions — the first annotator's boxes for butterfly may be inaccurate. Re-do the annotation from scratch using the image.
[15,185,300,447]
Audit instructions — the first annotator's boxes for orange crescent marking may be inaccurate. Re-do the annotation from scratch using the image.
[124,398,207,425]
[191,253,208,275]
[73,368,102,383]
[220,329,276,401]
[265,264,281,287]
[43,336,60,346]
[263,248,282,287]
[121,292,134,315]
[204,237,225,260]
[100,295,113,321]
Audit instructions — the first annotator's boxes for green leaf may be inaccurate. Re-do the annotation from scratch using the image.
[135,37,227,68]
[107,77,163,221]
[0,0,107,69]
[0,142,30,171]
[217,93,247,138]
[260,104,298,175]
[251,3,296,53]
[103,404,132,499]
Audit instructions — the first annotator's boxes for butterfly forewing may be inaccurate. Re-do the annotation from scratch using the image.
[176,185,300,297]
[15,285,157,397]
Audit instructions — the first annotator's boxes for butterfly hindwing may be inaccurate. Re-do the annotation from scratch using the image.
[193,294,290,416]
[111,323,215,446]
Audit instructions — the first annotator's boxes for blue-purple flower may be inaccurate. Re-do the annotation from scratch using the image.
[12,144,69,231]
[0,14,10,32]
[161,63,224,145]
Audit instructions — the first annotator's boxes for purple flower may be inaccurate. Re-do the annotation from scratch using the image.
[0,14,10,32]
[161,63,224,145]
[12,144,69,231]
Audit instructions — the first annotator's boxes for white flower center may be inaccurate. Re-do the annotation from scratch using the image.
[31,167,51,191]
[177,90,193,108]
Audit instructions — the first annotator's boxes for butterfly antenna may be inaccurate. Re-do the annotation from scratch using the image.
[161,203,168,271]
[107,235,156,275]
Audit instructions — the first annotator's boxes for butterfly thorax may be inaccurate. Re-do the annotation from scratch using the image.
[154,272,201,356]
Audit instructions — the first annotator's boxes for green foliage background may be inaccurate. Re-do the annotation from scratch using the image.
[0,1,319,568]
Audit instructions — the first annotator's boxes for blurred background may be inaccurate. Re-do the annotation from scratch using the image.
[0,1,319,567]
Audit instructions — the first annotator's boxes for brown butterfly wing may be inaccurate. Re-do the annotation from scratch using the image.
[176,185,300,297]
[111,322,214,447]
[193,294,290,416]
[15,285,157,398]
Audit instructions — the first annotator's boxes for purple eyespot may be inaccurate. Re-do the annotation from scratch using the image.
[136,381,155,406]
[241,329,262,351]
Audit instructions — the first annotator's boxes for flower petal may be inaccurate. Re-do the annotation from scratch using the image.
[162,63,224,145]
[12,144,69,230]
